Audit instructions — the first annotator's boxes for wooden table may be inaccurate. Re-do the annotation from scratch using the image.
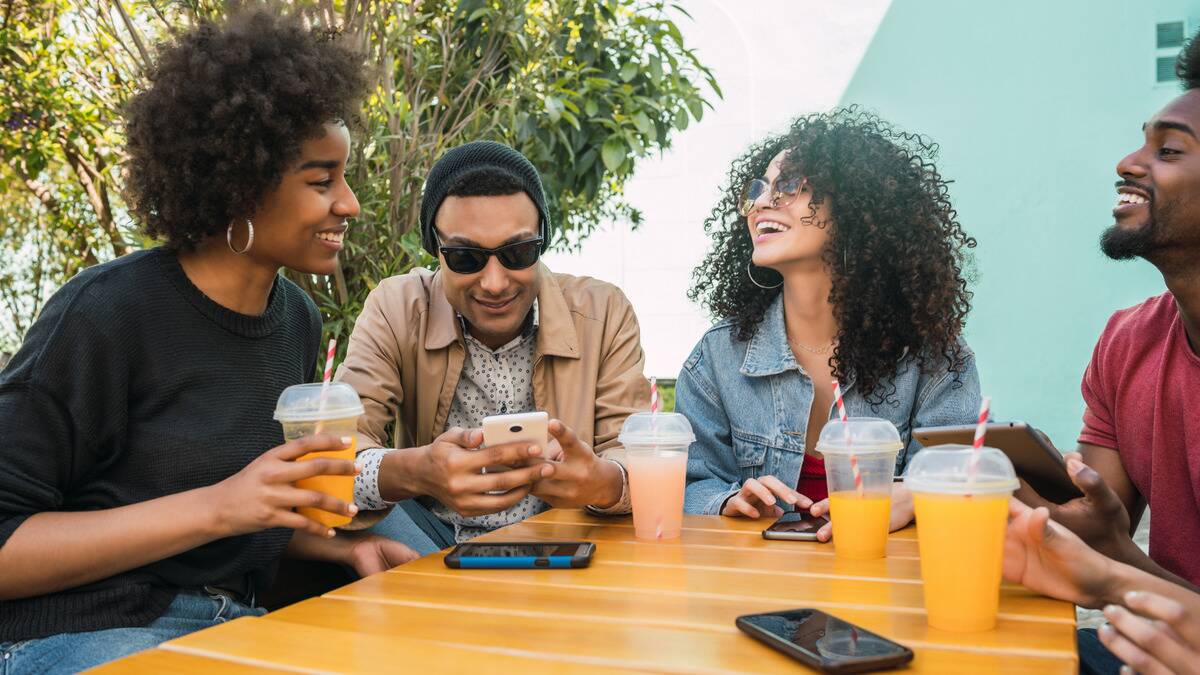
[95,510,1078,673]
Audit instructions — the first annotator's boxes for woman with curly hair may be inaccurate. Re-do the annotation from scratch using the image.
[679,108,982,538]
[0,9,414,672]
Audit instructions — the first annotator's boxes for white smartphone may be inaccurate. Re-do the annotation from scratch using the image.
[480,412,550,493]
[482,411,549,451]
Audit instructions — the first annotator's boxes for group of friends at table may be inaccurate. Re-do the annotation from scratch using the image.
[0,8,1198,675]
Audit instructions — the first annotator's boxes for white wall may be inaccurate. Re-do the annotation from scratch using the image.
[542,0,893,377]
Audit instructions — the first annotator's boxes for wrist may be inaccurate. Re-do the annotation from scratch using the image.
[196,485,232,539]
[588,460,623,508]
[379,446,424,502]
[1097,558,1138,608]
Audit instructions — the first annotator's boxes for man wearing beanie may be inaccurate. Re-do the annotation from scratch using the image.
[335,141,649,553]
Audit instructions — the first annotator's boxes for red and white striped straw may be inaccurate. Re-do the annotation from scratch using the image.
[972,396,991,449]
[832,380,848,422]
[649,376,659,413]
[322,338,337,384]
[832,380,862,494]
[315,338,337,434]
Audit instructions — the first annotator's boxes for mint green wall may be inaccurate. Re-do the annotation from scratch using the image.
[841,1,1200,447]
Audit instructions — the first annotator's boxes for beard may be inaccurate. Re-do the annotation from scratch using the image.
[1100,198,1177,260]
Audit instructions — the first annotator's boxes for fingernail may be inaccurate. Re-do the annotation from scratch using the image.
[325,529,336,538]
[341,436,353,445]
[541,465,553,477]
[1103,604,1120,617]
[348,504,359,515]
[1124,591,1141,603]
[529,445,542,455]
[1120,666,1135,675]
[1098,624,1113,637]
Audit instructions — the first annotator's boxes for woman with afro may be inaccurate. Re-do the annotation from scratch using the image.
[679,108,983,540]
[0,9,413,672]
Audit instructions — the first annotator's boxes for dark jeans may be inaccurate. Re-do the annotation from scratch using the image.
[365,498,457,555]
[1078,627,1124,675]
[0,590,264,674]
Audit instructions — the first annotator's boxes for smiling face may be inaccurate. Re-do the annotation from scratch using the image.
[246,122,359,275]
[1105,90,1200,262]
[435,191,542,348]
[745,150,834,272]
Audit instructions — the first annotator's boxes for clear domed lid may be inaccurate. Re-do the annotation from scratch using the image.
[903,444,1019,494]
[815,417,903,456]
[619,412,696,447]
[274,382,364,422]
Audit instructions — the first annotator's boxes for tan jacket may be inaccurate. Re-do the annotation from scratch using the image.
[336,263,650,470]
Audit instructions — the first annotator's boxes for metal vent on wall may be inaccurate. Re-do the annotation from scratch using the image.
[1158,21,1185,49]
[1156,20,1187,84]
[1158,56,1178,83]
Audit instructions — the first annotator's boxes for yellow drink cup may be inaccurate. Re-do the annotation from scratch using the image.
[904,444,1019,632]
[619,412,696,541]
[817,418,904,560]
[274,382,365,529]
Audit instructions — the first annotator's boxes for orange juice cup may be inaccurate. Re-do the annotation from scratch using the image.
[620,412,695,540]
[817,418,903,560]
[274,382,365,528]
[904,444,1019,632]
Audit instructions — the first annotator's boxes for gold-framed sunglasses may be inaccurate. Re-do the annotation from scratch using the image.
[737,176,807,216]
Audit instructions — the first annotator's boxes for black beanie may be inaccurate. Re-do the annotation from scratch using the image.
[419,140,552,255]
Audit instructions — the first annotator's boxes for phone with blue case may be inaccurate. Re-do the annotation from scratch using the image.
[444,541,595,569]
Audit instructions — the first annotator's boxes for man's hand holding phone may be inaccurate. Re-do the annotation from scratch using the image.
[412,427,553,517]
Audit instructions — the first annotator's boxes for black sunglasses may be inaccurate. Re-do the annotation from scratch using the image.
[436,231,544,274]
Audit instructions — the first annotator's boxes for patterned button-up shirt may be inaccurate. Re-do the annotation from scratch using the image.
[354,302,630,542]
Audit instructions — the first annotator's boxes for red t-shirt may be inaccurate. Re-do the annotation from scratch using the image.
[1078,292,1200,585]
[798,453,829,503]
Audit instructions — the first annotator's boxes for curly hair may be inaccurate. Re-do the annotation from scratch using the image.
[124,8,366,249]
[1178,28,1200,90]
[688,107,977,405]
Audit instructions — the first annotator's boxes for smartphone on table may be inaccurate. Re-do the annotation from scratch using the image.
[913,421,1083,504]
[444,541,595,569]
[736,609,914,673]
[763,511,831,541]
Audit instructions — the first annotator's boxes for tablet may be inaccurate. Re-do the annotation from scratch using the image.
[912,422,1083,504]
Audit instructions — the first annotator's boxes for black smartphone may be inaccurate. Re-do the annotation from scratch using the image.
[736,609,914,674]
[913,422,1083,504]
[443,541,595,569]
[763,511,831,541]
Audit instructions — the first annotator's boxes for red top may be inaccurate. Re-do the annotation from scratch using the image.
[797,453,828,503]
[1078,292,1200,585]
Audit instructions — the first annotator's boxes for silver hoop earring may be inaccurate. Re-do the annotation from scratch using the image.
[746,260,782,289]
[227,218,254,254]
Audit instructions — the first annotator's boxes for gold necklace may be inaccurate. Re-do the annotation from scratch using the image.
[787,336,835,355]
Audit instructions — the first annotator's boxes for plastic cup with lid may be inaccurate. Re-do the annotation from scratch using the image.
[904,444,1019,631]
[618,412,696,540]
[274,382,365,528]
[815,417,904,559]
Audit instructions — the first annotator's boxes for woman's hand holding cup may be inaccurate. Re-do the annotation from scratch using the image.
[207,434,359,539]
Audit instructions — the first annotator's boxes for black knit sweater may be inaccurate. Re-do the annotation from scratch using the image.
[0,248,321,641]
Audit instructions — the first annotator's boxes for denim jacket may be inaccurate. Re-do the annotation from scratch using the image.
[677,296,982,515]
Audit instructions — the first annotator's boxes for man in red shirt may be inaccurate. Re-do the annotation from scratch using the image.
[1019,36,1200,597]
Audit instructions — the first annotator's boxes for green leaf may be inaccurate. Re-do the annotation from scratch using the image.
[601,135,626,171]
[632,110,653,136]
[619,61,638,82]
[544,96,564,123]
[687,97,704,122]
[673,107,689,130]
[585,98,599,117]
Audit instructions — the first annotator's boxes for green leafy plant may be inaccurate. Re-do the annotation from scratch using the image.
[0,0,720,363]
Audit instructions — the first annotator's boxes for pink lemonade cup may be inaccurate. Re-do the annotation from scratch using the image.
[620,412,696,540]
